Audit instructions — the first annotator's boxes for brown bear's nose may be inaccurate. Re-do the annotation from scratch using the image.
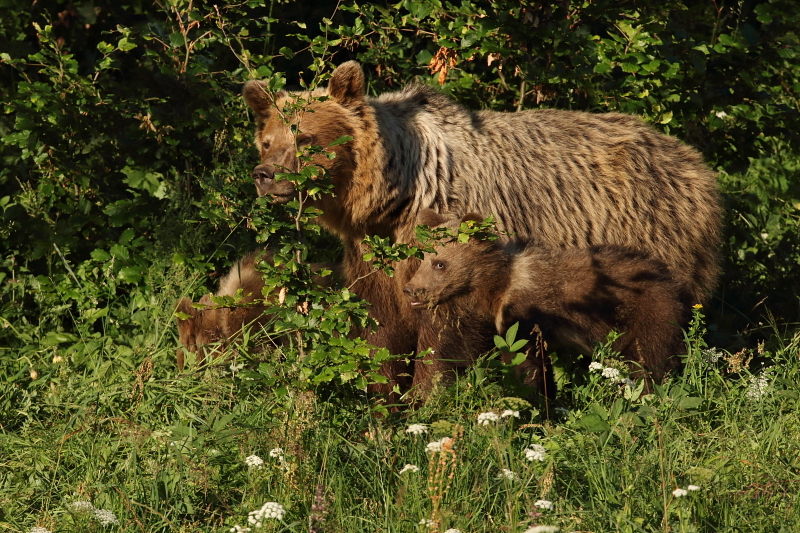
[251,165,274,182]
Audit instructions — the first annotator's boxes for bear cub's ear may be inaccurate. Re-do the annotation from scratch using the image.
[243,80,286,117]
[176,297,198,320]
[417,208,451,228]
[460,212,484,225]
[327,61,365,107]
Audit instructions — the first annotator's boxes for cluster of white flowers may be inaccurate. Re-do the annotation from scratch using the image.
[247,502,286,527]
[399,464,420,474]
[229,525,252,533]
[245,455,264,469]
[66,501,94,514]
[406,424,428,435]
[534,499,554,510]
[522,526,559,533]
[30,528,52,533]
[477,412,500,425]
[269,447,284,459]
[601,367,621,381]
[498,468,518,481]
[93,508,119,526]
[590,361,634,385]
[746,374,770,401]
[63,501,118,527]
[501,409,520,419]
[701,348,723,363]
[673,485,701,498]
[419,518,436,528]
[524,443,546,462]
[426,437,453,453]
[443,529,462,533]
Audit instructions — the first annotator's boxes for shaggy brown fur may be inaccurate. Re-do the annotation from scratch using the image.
[404,210,685,398]
[175,251,338,370]
[243,61,720,398]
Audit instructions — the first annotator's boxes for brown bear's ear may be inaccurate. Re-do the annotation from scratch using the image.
[417,208,450,228]
[176,297,197,320]
[198,294,214,307]
[243,80,286,117]
[460,212,484,225]
[327,61,365,107]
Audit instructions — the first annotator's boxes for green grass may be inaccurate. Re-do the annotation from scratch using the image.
[3,292,800,533]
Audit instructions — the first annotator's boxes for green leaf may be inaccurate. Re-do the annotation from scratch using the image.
[91,249,112,262]
[593,62,611,74]
[117,37,136,51]
[505,322,519,346]
[676,396,703,410]
[577,413,610,433]
[509,351,527,366]
[279,46,294,59]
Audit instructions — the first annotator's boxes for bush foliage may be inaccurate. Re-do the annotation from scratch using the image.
[2,1,800,531]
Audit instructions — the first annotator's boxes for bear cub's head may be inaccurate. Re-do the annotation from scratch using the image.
[403,209,492,309]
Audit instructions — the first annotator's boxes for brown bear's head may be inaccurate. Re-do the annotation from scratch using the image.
[403,209,487,308]
[175,294,228,369]
[242,62,365,209]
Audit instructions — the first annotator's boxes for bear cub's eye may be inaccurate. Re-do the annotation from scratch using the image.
[433,260,446,271]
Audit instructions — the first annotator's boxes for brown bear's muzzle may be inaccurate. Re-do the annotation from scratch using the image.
[252,164,297,202]
[403,284,432,309]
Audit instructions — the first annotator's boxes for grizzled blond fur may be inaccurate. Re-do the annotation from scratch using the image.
[404,210,685,396]
[243,61,721,397]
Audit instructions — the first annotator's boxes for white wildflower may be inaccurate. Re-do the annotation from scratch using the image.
[522,526,559,533]
[245,455,264,469]
[426,437,453,453]
[498,468,518,481]
[524,443,546,462]
[66,500,95,514]
[746,374,770,401]
[406,424,428,435]
[672,488,688,498]
[247,502,285,527]
[269,447,284,459]
[601,367,621,381]
[92,508,119,526]
[588,361,604,372]
[419,518,436,528]
[701,348,723,363]
[229,526,252,533]
[501,409,520,419]
[399,464,420,474]
[715,110,728,118]
[534,499,554,510]
[443,529,462,533]
[30,528,53,533]
[477,411,500,425]
[687,484,701,491]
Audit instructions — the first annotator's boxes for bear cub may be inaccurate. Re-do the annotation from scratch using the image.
[404,209,686,396]
[176,251,341,370]
[175,251,272,370]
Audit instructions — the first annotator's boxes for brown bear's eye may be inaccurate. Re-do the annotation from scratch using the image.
[433,261,446,270]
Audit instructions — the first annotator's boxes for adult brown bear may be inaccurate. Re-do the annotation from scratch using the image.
[242,61,721,398]
[403,209,685,397]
